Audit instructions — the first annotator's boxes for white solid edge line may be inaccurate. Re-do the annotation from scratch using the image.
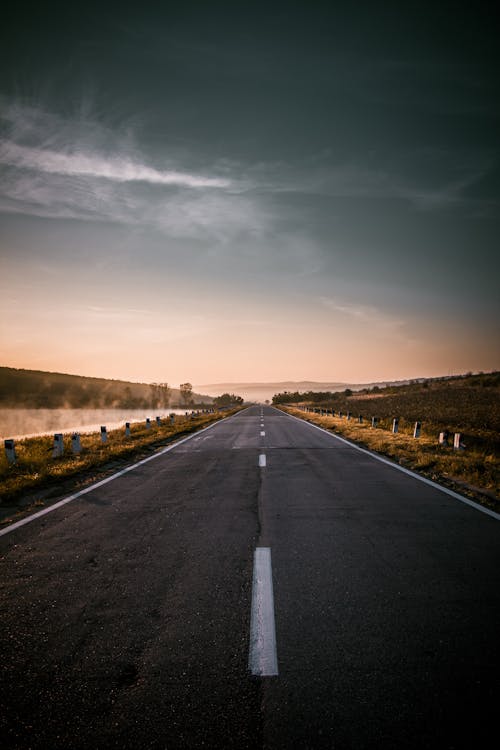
[276,407,500,521]
[249,547,278,676]
[259,454,267,467]
[0,407,253,539]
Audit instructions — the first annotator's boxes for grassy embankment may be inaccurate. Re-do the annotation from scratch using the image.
[0,409,243,520]
[277,375,500,513]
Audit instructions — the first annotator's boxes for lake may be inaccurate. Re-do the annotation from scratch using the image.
[0,408,195,440]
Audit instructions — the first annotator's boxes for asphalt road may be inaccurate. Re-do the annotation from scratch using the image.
[1,406,499,749]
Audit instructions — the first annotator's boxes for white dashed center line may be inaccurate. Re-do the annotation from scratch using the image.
[260,431,265,437]
[248,547,278,677]
[259,453,266,467]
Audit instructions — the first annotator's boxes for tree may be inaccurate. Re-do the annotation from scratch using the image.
[150,383,161,408]
[150,382,171,408]
[180,382,194,406]
[158,382,171,407]
[213,392,243,407]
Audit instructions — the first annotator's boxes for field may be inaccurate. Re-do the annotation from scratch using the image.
[276,373,500,512]
[0,408,242,524]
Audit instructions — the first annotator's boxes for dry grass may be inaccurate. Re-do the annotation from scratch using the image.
[0,409,243,509]
[279,406,500,514]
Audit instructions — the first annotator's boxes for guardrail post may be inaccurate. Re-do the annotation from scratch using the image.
[101,426,107,443]
[413,421,421,438]
[347,411,351,421]
[170,413,175,425]
[454,433,464,450]
[146,418,151,429]
[53,433,64,457]
[4,439,16,464]
[71,433,81,454]
[392,418,399,434]
[156,416,161,425]
[125,422,131,437]
[439,431,448,446]
[371,417,378,428]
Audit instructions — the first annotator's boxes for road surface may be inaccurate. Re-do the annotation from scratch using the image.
[1,406,499,749]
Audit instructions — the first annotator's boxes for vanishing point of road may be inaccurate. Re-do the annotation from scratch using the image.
[1,406,499,749]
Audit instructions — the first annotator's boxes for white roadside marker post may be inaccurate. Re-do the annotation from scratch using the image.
[4,439,16,465]
[101,426,107,443]
[358,415,363,423]
[454,433,464,450]
[413,421,421,438]
[125,422,131,437]
[156,416,161,426]
[439,431,448,446]
[71,433,81,454]
[371,417,378,428]
[146,418,151,429]
[53,434,64,457]
[392,418,399,434]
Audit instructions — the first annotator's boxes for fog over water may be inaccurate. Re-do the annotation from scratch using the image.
[0,408,191,440]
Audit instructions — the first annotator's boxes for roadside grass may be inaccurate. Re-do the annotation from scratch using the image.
[0,409,243,511]
[279,406,500,513]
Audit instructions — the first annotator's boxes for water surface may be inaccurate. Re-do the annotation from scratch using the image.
[0,408,193,440]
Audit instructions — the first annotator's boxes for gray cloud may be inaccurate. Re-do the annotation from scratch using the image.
[0,140,230,188]
[0,102,267,242]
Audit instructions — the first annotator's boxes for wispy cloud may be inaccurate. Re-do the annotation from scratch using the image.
[86,305,154,318]
[0,140,230,188]
[245,152,496,212]
[0,100,267,241]
[319,296,406,331]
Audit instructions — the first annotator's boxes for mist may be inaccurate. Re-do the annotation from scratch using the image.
[0,408,191,440]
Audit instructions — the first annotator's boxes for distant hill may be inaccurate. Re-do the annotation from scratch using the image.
[0,367,213,409]
[196,379,419,403]
[273,371,500,439]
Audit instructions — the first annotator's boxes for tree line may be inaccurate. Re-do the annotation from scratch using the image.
[0,368,210,409]
[272,389,353,404]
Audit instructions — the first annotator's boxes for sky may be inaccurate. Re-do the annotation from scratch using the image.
[1,1,499,387]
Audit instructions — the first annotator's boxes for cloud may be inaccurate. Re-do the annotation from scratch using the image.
[0,140,230,188]
[244,151,495,213]
[319,296,406,331]
[0,100,269,242]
